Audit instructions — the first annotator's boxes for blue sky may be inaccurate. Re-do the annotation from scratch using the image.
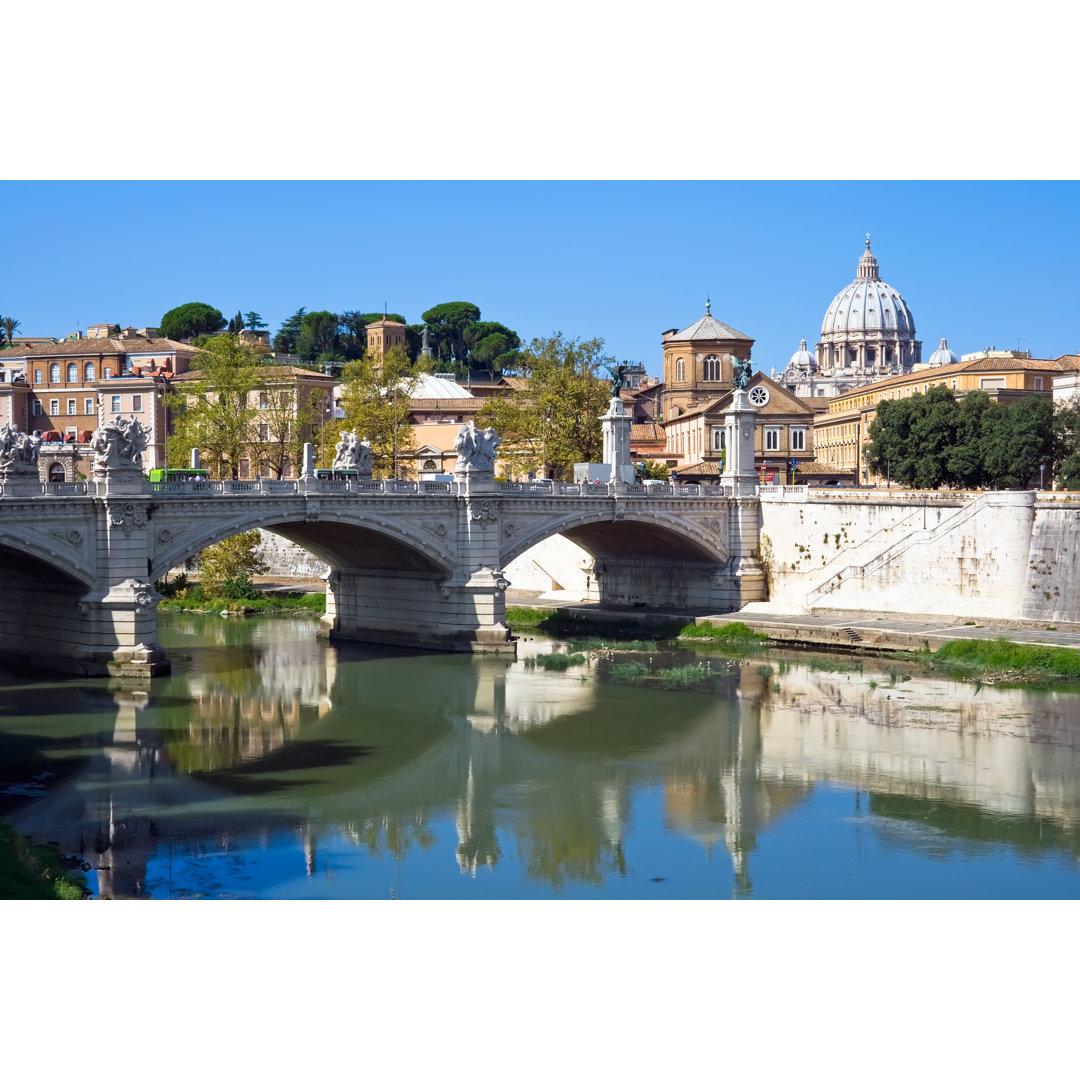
[3,181,1077,378]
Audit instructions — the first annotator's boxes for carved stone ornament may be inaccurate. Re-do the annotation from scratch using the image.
[330,431,373,478]
[503,521,516,538]
[0,423,43,479]
[455,422,502,475]
[706,517,723,532]
[157,528,172,545]
[132,581,156,615]
[469,501,498,528]
[432,522,448,538]
[49,527,82,546]
[742,423,752,441]
[110,502,147,537]
[306,502,320,524]
[91,416,148,477]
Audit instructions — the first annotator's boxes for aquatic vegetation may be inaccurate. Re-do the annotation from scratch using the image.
[531,652,588,672]
[160,590,325,616]
[0,823,86,900]
[678,621,768,643]
[608,660,650,684]
[659,665,710,689]
[932,638,1080,680]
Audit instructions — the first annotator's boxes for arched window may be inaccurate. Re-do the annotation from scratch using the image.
[675,358,685,382]
[85,363,95,381]
[702,354,720,381]
[67,363,77,382]
[50,363,61,383]
[48,463,66,482]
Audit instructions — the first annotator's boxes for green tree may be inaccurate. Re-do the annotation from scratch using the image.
[943,390,994,488]
[198,531,269,598]
[160,302,226,342]
[243,311,267,331]
[421,302,481,372]
[273,308,306,354]
[866,386,956,488]
[297,310,342,366]
[476,333,612,479]
[1,316,20,347]
[464,320,522,378]
[166,335,261,479]
[331,345,431,478]
[982,395,1053,488]
[226,310,243,334]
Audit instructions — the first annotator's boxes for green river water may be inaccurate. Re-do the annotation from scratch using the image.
[2,612,1080,899]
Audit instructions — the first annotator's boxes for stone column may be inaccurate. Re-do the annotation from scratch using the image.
[722,389,760,497]
[601,397,635,486]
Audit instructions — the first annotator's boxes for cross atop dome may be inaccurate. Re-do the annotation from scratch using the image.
[705,295,711,316]
[857,235,880,280]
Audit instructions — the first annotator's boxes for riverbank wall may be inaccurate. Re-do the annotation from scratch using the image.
[759,489,1080,625]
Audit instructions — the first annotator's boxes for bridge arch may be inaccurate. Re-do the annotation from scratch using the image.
[150,503,456,583]
[501,505,731,568]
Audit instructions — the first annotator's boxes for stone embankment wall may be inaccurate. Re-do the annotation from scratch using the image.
[760,489,1080,624]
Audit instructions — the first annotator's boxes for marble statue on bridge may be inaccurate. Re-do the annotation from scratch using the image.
[331,431,373,478]
[90,416,148,478]
[0,423,42,479]
[454,422,501,475]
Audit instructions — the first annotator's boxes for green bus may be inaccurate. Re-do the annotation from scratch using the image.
[147,468,210,483]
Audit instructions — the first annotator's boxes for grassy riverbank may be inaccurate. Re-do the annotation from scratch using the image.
[927,638,1080,682]
[159,591,325,616]
[0,822,87,899]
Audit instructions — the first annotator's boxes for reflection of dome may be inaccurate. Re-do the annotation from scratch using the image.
[820,238,916,337]
[789,338,815,370]
[927,336,959,366]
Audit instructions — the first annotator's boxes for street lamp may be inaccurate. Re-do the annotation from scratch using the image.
[1040,463,1046,491]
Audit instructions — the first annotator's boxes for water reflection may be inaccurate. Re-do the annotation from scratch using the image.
[3,618,1080,898]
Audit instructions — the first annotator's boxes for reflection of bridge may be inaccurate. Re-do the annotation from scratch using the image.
[0,472,763,677]
[10,632,1080,898]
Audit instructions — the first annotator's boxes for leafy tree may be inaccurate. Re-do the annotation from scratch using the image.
[1,316,20,347]
[421,302,481,371]
[160,302,226,342]
[109,323,122,336]
[476,333,612,479]
[198,531,269,598]
[273,308,307,354]
[943,390,994,489]
[636,459,670,480]
[227,310,244,334]
[166,335,262,479]
[297,310,342,366]
[331,344,431,478]
[243,311,267,331]
[982,395,1053,488]
[464,320,522,378]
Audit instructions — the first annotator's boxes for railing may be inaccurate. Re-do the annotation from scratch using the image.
[4,475,740,500]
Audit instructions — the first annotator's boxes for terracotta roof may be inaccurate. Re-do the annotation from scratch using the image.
[1053,354,1080,371]
[630,422,665,441]
[3,335,197,358]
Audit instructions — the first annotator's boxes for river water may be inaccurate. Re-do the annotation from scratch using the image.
[2,613,1080,899]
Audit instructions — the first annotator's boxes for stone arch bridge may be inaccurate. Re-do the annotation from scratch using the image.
[0,473,763,677]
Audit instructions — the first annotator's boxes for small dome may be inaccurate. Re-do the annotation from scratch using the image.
[789,338,815,369]
[820,237,915,338]
[927,336,959,366]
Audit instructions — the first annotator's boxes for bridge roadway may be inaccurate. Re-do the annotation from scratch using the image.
[0,473,765,678]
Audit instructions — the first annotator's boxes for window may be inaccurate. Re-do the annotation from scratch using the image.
[1034,376,1044,390]
[703,354,721,381]
[48,463,66,482]
[132,395,142,411]
[980,377,1006,389]
[258,422,269,441]
[765,427,780,451]
[104,368,112,379]
[791,427,806,451]
[50,399,59,415]
[85,363,95,381]
[67,363,77,382]
[66,427,77,442]
[50,363,61,383]
[84,397,94,414]
[111,395,121,412]
[712,426,726,451]
[238,459,251,479]
[34,369,42,384]
[32,400,42,416]
[675,358,685,382]
[67,399,76,415]
[258,391,269,410]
